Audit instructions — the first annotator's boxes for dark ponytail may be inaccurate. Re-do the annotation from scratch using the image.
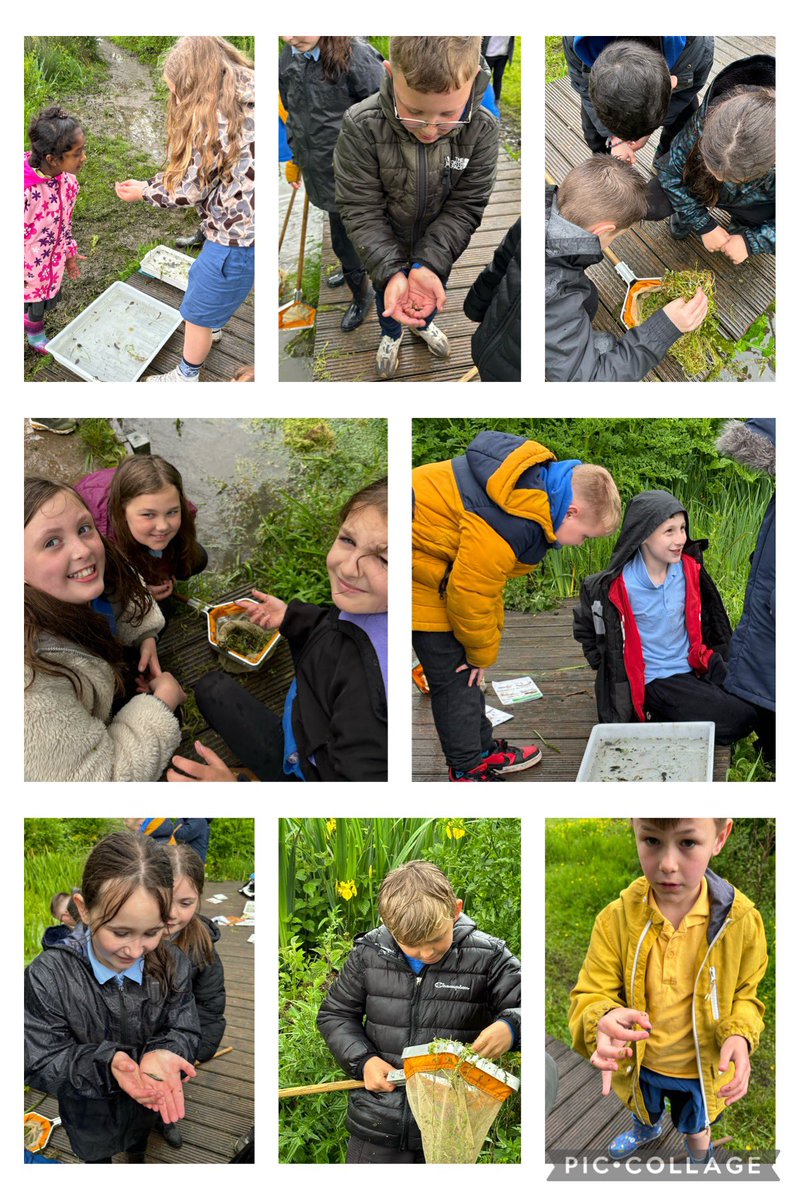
[28,105,83,169]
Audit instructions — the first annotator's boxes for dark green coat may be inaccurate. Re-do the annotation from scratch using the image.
[333,60,499,288]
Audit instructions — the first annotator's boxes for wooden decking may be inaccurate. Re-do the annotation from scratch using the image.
[313,149,520,381]
[412,602,730,782]
[30,272,254,383]
[26,881,254,1163]
[546,36,775,380]
[545,1035,733,1163]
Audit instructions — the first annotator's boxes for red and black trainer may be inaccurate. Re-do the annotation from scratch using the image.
[448,760,504,782]
[483,738,543,775]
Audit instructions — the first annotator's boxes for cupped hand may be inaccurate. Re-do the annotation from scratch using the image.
[663,288,708,333]
[701,226,731,253]
[382,271,425,327]
[248,589,287,630]
[404,265,446,318]
[717,1035,750,1106]
[455,662,485,688]
[149,577,175,602]
[138,1049,197,1124]
[115,179,147,202]
[363,1056,397,1092]
[721,233,749,265]
[111,1050,160,1106]
[471,1020,513,1058]
[610,142,638,165]
[167,740,237,783]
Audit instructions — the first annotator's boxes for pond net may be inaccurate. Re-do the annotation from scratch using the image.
[402,1042,519,1164]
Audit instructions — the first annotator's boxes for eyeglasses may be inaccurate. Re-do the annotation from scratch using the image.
[392,82,474,132]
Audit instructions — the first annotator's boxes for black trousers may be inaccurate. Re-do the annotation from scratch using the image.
[328,210,365,283]
[412,629,494,773]
[484,54,509,102]
[346,1135,426,1164]
[644,672,758,745]
[193,670,293,781]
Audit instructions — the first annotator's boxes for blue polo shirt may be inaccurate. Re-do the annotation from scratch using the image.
[623,551,690,683]
[290,44,321,61]
[85,927,144,988]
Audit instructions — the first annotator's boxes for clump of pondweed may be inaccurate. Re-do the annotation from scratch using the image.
[639,269,725,377]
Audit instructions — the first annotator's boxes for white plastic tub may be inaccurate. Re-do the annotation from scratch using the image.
[139,244,195,292]
[577,722,715,782]
[46,281,182,382]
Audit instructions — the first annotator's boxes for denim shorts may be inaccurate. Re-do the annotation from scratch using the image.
[180,240,254,328]
[639,1067,711,1135]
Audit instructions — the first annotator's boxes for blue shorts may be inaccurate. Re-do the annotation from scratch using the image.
[180,241,254,329]
[639,1068,713,1135]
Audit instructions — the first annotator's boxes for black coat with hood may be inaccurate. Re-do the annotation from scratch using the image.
[464,217,520,381]
[187,914,227,1062]
[282,600,387,782]
[545,187,681,381]
[716,419,775,711]
[317,913,520,1151]
[279,39,384,212]
[573,490,733,723]
[25,929,200,1161]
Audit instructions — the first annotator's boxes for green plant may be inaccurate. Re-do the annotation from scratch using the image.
[78,418,127,469]
[545,36,568,82]
[638,269,726,377]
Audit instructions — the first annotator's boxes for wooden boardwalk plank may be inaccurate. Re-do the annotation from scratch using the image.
[313,148,520,382]
[545,36,775,381]
[412,602,730,782]
[26,881,254,1163]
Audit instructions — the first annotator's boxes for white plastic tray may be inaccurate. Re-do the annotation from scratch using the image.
[577,722,715,782]
[139,244,196,292]
[46,281,182,382]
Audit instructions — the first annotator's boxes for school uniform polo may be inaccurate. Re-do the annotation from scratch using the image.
[85,927,144,987]
[622,550,691,682]
[643,878,709,1077]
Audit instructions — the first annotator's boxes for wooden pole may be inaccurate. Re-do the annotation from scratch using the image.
[279,1079,366,1099]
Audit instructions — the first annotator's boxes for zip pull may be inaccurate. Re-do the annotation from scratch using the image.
[416,975,423,987]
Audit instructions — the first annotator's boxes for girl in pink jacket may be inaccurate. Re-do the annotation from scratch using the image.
[24,106,87,353]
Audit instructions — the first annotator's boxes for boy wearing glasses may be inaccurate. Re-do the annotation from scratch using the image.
[333,36,500,379]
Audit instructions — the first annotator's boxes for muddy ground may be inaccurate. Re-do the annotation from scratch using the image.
[24,420,89,483]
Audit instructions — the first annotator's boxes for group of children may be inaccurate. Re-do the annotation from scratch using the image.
[546,37,775,381]
[26,828,226,1161]
[412,423,775,780]
[281,35,520,380]
[24,36,254,381]
[24,456,387,782]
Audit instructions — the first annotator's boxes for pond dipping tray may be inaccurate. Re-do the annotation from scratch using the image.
[45,281,183,381]
[577,722,715,782]
[140,244,196,292]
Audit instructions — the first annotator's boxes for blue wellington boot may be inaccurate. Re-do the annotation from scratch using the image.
[608,1116,664,1160]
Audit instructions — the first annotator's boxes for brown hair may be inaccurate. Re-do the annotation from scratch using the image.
[79,831,176,994]
[632,818,730,833]
[25,477,151,700]
[340,476,388,524]
[231,363,255,381]
[389,36,481,92]
[684,86,775,207]
[108,455,200,583]
[161,36,253,193]
[558,155,648,233]
[165,843,215,967]
[317,37,354,83]
[572,465,622,534]
[50,891,70,918]
[379,860,458,945]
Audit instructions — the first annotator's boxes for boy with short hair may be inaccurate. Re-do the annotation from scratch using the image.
[413,429,622,780]
[333,36,499,379]
[317,859,520,1163]
[569,818,767,1163]
[546,156,709,381]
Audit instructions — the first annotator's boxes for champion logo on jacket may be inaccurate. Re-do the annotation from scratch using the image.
[435,981,470,991]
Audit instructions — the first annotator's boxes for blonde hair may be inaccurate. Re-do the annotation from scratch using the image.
[378,860,458,945]
[389,37,481,92]
[161,36,253,194]
[572,464,622,534]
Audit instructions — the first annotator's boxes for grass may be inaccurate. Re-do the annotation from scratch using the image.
[109,36,255,65]
[545,36,567,83]
[77,417,126,469]
[546,818,775,1155]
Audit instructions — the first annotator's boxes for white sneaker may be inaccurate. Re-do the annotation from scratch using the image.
[376,332,403,380]
[144,364,200,383]
[211,328,223,343]
[410,322,451,359]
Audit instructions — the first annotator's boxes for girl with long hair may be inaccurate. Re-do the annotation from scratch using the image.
[76,454,207,603]
[115,36,255,382]
[25,831,200,1163]
[24,476,185,781]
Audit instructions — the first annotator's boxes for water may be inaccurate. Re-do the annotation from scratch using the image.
[113,418,293,572]
[279,174,323,381]
[581,729,712,782]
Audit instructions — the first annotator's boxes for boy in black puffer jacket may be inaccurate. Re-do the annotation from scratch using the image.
[317,860,520,1163]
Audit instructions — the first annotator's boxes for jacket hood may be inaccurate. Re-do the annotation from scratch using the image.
[704,54,775,112]
[199,912,222,944]
[464,430,579,533]
[607,490,693,572]
[24,151,60,188]
[716,418,775,476]
[378,56,491,138]
[573,36,687,71]
[621,868,749,944]
[546,185,603,269]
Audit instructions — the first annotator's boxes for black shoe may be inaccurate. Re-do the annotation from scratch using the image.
[669,214,691,241]
[175,229,205,249]
[341,275,373,332]
[158,1119,183,1149]
[327,269,346,288]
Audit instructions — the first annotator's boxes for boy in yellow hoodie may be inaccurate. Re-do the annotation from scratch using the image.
[569,818,768,1163]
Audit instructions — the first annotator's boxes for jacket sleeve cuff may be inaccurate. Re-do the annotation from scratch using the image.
[498,1017,518,1049]
[643,305,684,353]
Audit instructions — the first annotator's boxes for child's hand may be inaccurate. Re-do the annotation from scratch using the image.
[383,271,425,327]
[137,636,162,681]
[720,233,749,265]
[115,179,147,202]
[248,589,287,630]
[455,662,485,688]
[405,265,446,316]
[663,288,708,333]
[592,1009,652,1095]
[472,1021,513,1058]
[149,671,186,712]
[138,1049,198,1124]
[701,226,731,253]
[65,253,87,280]
[363,1056,397,1092]
[111,1050,161,1105]
[167,740,238,783]
[610,142,638,165]
[149,577,175,602]
[717,1035,750,1106]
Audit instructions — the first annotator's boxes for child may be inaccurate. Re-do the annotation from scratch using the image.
[24,476,185,781]
[155,843,226,1149]
[126,819,214,864]
[463,217,520,381]
[231,363,254,381]
[76,455,207,603]
[42,890,81,949]
[569,818,767,1163]
[168,478,387,783]
[413,430,621,780]
[25,831,200,1163]
[280,36,384,331]
[546,156,708,381]
[115,37,254,382]
[317,860,520,1164]
[333,37,499,379]
[573,490,759,744]
[658,56,775,264]
[24,106,87,353]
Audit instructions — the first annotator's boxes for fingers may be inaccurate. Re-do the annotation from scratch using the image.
[602,1069,613,1096]
[194,740,224,768]
[167,755,205,781]
[251,589,273,602]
